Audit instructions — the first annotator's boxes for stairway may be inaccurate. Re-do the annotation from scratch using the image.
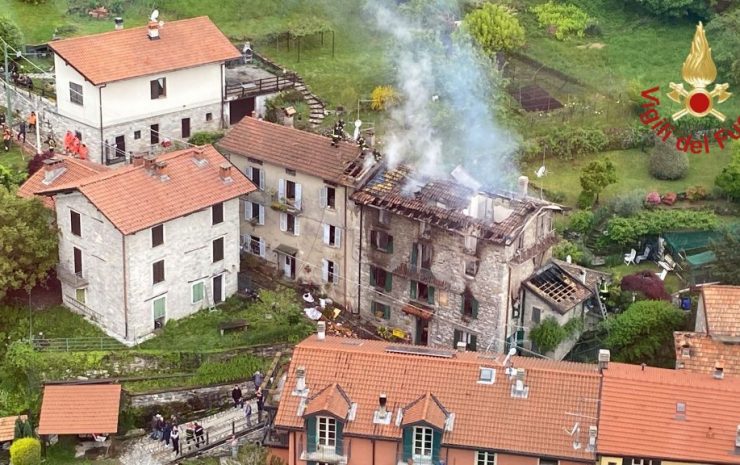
[293,78,326,127]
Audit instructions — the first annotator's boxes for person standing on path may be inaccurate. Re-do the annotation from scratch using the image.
[27,112,36,132]
[231,384,243,409]
[162,421,172,446]
[253,371,263,390]
[194,422,204,447]
[229,434,238,458]
[3,127,12,152]
[170,426,180,455]
[17,121,26,143]
[244,402,252,427]
[185,422,194,445]
[256,388,264,422]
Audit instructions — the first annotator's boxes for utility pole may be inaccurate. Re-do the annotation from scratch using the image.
[3,39,11,124]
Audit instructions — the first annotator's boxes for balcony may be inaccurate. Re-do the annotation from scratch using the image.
[299,444,347,464]
[270,193,302,215]
[396,455,438,465]
[56,264,88,288]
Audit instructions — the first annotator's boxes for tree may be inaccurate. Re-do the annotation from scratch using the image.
[709,231,740,285]
[0,164,27,189]
[461,3,525,54]
[629,0,710,18]
[715,142,740,201]
[604,300,685,367]
[529,317,566,354]
[706,10,740,87]
[579,158,616,205]
[14,417,33,439]
[27,150,55,176]
[649,138,689,180]
[0,16,23,53]
[9,437,41,465]
[0,188,58,300]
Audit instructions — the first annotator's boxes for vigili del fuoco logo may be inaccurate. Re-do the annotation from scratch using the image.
[638,22,740,154]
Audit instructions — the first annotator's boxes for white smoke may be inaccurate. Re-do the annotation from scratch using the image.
[369,0,518,189]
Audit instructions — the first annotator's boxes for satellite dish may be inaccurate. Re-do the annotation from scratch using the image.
[353,119,362,140]
[535,165,546,178]
[150,9,159,21]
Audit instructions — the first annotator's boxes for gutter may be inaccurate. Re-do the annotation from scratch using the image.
[98,84,106,164]
[122,233,129,340]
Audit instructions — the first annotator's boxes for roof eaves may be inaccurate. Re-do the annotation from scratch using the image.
[49,49,99,86]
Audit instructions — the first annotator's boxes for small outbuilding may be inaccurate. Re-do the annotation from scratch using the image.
[38,384,121,436]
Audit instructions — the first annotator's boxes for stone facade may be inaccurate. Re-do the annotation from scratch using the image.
[129,381,257,408]
[520,289,587,360]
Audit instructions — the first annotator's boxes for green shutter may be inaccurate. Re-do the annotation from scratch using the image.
[369,266,376,287]
[410,281,417,300]
[460,295,465,315]
[432,430,442,463]
[453,329,461,349]
[383,304,391,319]
[402,427,413,461]
[153,298,166,320]
[385,272,393,292]
[306,417,317,453]
[410,243,418,266]
[336,421,344,455]
[470,335,478,352]
[472,297,479,319]
[388,235,394,253]
[427,286,435,305]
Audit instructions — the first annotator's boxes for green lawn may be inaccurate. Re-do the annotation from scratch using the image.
[600,261,683,294]
[523,148,732,206]
[0,145,28,172]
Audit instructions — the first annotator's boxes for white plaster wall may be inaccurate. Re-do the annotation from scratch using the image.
[54,54,101,127]
[125,197,241,341]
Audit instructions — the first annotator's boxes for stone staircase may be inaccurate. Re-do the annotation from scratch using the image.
[120,400,264,465]
[293,78,326,127]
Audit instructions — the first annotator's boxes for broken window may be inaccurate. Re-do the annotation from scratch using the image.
[150,77,166,99]
[370,230,393,253]
[410,242,432,270]
[462,292,479,319]
[410,280,435,305]
[369,266,392,292]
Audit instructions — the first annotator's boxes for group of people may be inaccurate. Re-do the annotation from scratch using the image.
[2,111,36,151]
[231,370,266,427]
[63,130,88,160]
[149,414,205,455]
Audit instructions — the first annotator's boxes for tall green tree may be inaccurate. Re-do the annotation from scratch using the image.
[460,3,525,54]
[709,231,740,285]
[715,142,740,201]
[0,188,58,300]
[0,16,23,53]
[579,157,617,205]
[706,10,740,87]
[630,0,710,18]
[604,300,685,367]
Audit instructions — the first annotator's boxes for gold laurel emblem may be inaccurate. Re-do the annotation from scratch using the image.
[667,22,731,121]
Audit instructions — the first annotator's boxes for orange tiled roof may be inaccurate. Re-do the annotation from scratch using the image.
[0,415,27,442]
[17,156,109,209]
[38,145,256,235]
[303,383,351,420]
[674,331,740,376]
[701,285,740,338]
[275,336,601,460]
[49,17,241,85]
[38,384,121,435]
[599,362,740,464]
[401,393,447,430]
[217,117,364,186]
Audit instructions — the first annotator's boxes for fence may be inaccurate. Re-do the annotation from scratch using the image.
[224,73,299,100]
[31,336,123,352]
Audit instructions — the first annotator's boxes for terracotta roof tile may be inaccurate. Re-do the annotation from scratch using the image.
[524,263,594,314]
[701,285,740,338]
[599,362,740,464]
[39,145,255,235]
[275,336,601,460]
[401,393,447,430]
[217,117,365,186]
[38,384,121,435]
[674,331,740,375]
[303,383,352,420]
[0,415,26,442]
[49,17,241,85]
[17,156,109,209]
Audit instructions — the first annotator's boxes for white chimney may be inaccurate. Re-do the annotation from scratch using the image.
[147,20,160,40]
[295,366,306,392]
[714,362,724,380]
[517,175,529,198]
[598,349,610,370]
[379,393,387,416]
[588,426,598,450]
[114,17,124,30]
[735,425,740,447]
[317,321,326,340]
[456,341,466,353]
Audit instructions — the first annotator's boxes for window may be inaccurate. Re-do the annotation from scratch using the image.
[532,306,542,324]
[153,260,165,284]
[378,209,391,225]
[69,82,83,105]
[285,168,296,176]
[134,130,141,140]
[410,281,435,305]
[278,179,302,209]
[151,224,164,247]
[73,247,82,275]
[477,451,496,465]
[244,201,265,225]
[478,368,495,384]
[247,166,264,189]
[462,292,479,319]
[150,77,166,99]
[247,157,263,165]
[370,230,393,253]
[192,282,204,303]
[75,288,86,304]
[150,124,160,144]
[206,112,213,122]
[410,242,432,270]
[518,235,524,251]
[181,117,191,138]
[244,235,265,258]
[413,426,433,459]
[213,237,224,262]
[465,260,478,277]
[282,253,296,279]
[212,202,224,225]
[322,259,339,284]
[372,301,391,319]
[453,329,477,351]
[369,266,392,292]
[464,235,477,253]
[539,460,558,465]
[317,416,336,447]
[153,296,166,329]
[321,185,336,209]
[280,213,299,235]
[286,180,297,201]
[323,224,341,247]
[631,460,656,465]
[70,210,81,237]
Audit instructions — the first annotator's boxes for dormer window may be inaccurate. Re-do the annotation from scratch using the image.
[478,367,495,384]
[317,416,336,448]
[413,426,433,460]
[681,347,691,358]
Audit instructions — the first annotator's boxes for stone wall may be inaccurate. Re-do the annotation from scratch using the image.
[129,381,257,408]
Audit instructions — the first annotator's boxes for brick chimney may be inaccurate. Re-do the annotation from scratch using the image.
[143,155,156,170]
[153,160,167,176]
[42,158,65,185]
[219,163,232,181]
[132,153,144,167]
[147,20,160,40]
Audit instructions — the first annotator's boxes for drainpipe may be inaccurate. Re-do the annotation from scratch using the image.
[343,187,350,309]
[356,205,364,314]
[122,232,129,340]
[98,85,106,164]
[220,63,226,128]
[371,438,376,465]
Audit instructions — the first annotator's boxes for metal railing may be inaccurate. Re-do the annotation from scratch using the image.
[224,73,299,100]
[62,293,105,323]
[31,336,122,352]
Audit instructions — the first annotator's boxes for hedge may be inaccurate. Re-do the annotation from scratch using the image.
[604,209,718,246]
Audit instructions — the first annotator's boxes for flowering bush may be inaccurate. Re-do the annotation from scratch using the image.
[645,192,661,204]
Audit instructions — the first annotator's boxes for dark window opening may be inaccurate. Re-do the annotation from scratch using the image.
[153,260,165,284]
[212,202,224,225]
[463,292,479,319]
[150,124,159,144]
[151,224,164,247]
[206,112,213,121]
[286,180,296,202]
[134,130,141,140]
[370,230,393,253]
[181,118,191,138]
[532,307,542,324]
[150,78,166,99]
[369,266,391,292]
[73,247,82,275]
[326,186,336,208]
[285,168,296,176]
[287,214,296,234]
[213,237,224,262]
[70,210,81,237]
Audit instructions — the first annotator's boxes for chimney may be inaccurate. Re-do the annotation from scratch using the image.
[598,349,610,370]
[132,153,144,167]
[42,158,65,184]
[579,269,587,285]
[373,393,391,424]
[367,130,375,148]
[517,175,529,198]
[317,321,326,341]
[282,107,296,128]
[295,366,306,393]
[379,393,387,414]
[143,155,156,170]
[153,160,167,176]
[735,425,740,448]
[114,17,124,30]
[219,163,232,181]
[714,362,724,380]
[456,341,466,353]
[147,20,160,40]
[587,426,598,451]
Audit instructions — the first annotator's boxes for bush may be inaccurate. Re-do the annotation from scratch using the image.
[629,0,710,18]
[621,271,671,301]
[605,190,644,217]
[686,185,709,201]
[552,239,592,266]
[530,2,590,40]
[188,131,224,146]
[194,356,266,385]
[529,317,566,354]
[649,139,689,180]
[605,209,717,246]
[568,210,594,234]
[10,438,41,465]
[461,3,525,53]
[715,143,740,201]
[577,190,595,209]
[370,85,400,111]
[27,150,55,176]
[528,127,608,161]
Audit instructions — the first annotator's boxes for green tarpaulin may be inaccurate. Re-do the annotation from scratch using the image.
[686,250,716,267]
[664,231,721,255]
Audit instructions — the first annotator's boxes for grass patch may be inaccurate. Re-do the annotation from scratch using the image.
[601,261,682,295]
[43,436,118,465]
[523,148,732,206]
[0,145,29,173]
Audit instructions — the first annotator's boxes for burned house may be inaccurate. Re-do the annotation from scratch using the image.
[351,164,560,352]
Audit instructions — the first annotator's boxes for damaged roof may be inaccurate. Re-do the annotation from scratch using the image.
[523,263,594,314]
[351,164,553,244]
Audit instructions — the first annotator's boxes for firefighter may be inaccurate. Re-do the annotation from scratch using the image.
[330,121,342,147]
